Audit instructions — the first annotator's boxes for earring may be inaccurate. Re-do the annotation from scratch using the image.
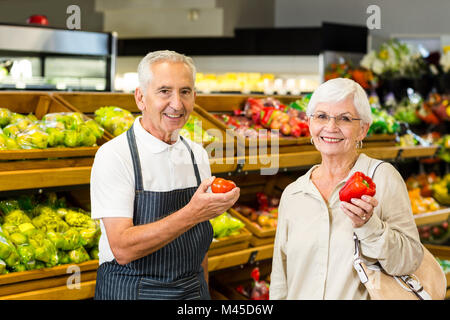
[310,137,314,145]
[356,140,363,149]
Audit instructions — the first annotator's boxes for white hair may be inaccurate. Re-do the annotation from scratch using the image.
[137,50,196,93]
[306,78,373,126]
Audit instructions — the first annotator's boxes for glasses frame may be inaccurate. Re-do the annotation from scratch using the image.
[309,112,362,126]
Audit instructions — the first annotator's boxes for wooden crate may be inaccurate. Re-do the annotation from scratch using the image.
[0,92,108,171]
[228,173,295,243]
[195,94,311,154]
[54,92,236,160]
[208,227,252,257]
[0,260,98,299]
[210,260,272,300]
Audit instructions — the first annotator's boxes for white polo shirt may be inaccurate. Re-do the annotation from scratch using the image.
[90,116,212,265]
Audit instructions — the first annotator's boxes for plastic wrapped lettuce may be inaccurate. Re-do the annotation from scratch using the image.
[65,210,96,229]
[16,129,49,149]
[68,246,90,264]
[28,230,59,267]
[4,209,32,225]
[84,119,104,139]
[79,227,99,248]
[46,127,65,147]
[94,106,135,136]
[0,231,13,260]
[0,108,11,128]
[210,212,245,239]
[17,244,35,268]
[0,258,6,274]
[89,247,99,260]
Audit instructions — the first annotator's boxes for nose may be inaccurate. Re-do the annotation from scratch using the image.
[170,92,184,110]
[325,116,339,129]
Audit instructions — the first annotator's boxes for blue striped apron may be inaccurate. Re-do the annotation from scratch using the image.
[94,124,213,300]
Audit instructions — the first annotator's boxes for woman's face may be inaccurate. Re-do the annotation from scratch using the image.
[308,96,369,157]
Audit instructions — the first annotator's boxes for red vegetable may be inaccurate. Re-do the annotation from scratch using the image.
[211,178,236,193]
[339,171,376,203]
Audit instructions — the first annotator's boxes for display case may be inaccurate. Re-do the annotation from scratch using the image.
[0,24,117,91]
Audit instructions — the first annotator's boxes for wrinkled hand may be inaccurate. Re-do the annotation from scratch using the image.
[187,176,240,224]
[340,195,378,228]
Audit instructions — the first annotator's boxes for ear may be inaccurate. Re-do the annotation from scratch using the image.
[134,87,146,112]
[358,122,370,141]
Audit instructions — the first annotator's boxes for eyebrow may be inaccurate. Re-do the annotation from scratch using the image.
[156,86,193,91]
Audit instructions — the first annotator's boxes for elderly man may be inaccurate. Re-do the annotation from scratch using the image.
[91,50,240,300]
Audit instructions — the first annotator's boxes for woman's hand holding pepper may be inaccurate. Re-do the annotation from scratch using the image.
[340,195,378,228]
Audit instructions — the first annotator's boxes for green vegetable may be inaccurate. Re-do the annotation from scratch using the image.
[4,209,31,225]
[68,246,90,264]
[46,127,65,147]
[79,228,99,248]
[17,244,35,264]
[9,232,27,246]
[58,250,70,265]
[0,258,6,274]
[89,247,99,260]
[64,130,78,147]
[210,212,245,239]
[0,233,13,260]
[0,108,11,128]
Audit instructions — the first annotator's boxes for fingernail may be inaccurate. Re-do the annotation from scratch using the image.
[361,195,368,201]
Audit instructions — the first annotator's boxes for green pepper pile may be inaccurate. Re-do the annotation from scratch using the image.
[210,212,245,239]
[0,193,99,274]
[0,108,104,150]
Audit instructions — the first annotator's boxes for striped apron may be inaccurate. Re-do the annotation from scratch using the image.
[94,124,213,300]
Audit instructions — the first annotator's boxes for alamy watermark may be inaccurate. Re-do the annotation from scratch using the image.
[366,4,381,30]
[66,5,81,30]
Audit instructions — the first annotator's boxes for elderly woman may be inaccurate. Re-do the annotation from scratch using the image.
[270,78,423,300]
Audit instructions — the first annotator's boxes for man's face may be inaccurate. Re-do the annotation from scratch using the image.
[135,61,196,143]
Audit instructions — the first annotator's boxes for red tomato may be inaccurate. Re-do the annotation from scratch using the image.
[211,178,236,193]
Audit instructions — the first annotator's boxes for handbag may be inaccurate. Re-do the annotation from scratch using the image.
[352,160,447,300]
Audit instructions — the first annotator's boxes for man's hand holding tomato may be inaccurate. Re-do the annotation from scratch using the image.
[187,176,240,224]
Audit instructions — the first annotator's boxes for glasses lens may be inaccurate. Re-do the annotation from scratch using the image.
[336,115,353,125]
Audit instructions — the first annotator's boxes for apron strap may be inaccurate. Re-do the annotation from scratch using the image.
[127,124,144,191]
[180,136,202,187]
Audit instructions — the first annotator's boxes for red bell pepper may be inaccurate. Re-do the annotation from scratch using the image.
[256,192,269,210]
[339,171,376,203]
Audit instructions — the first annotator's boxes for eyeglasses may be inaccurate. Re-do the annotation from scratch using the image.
[309,112,361,126]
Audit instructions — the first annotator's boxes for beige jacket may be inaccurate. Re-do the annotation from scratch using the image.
[269,153,423,300]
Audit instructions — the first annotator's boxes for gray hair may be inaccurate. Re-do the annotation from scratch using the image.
[137,50,196,93]
[306,78,373,126]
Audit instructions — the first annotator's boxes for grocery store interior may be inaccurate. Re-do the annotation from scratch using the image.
[0,0,449,300]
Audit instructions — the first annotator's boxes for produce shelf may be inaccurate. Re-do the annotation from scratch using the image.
[0,260,98,299]
[208,227,252,257]
[208,244,274,272]
[414,208,450,226]
[0,166,91,191]
[0,91,108,171]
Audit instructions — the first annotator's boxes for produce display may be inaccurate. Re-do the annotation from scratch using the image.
[210,212,245,239]
[235,267,270,300]
[432,173,450,206]
[406,173,445,214]
[94,106,134,137]
[0,109,104,149]
[435,135,450,162]
[339,172,376,203]
[214,97,310,138]
[0,193,99,274]
[368,106,400,136]
[94,106,215,144]
[178,115,215,144]
[417,219,450,245]
[233,192,279,229]
[325,61,375,89]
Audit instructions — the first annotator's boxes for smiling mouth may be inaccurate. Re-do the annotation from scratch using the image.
[321,136,344,143]
[163,113,184,119]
